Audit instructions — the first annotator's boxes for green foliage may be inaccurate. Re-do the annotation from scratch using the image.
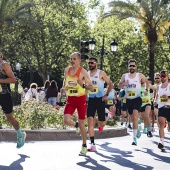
[106,115,120,126]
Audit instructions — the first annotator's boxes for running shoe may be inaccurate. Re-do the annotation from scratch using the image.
[143,128,147,134]
[79,146,87,156]
[17,132,26,149]
[98,126,103,132]
[158,143,165,151]
[138,118,142,125]
[121,122,123,126]
[87,143,96,152]
[136,129,141,138]
[147,131,153,138]
[132,138,137,145]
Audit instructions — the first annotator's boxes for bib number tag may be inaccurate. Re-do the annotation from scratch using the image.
[142,97,149,104]
[107,100,113,105]
[127,90,137,98]
[89,86,98,94]
[123,98,126,103]
[160,97,168,103]
[67,88,78,96]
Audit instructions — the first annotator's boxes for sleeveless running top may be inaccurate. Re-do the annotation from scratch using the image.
[141,86,151,106]
[124,73,141,99]
[158,83,170,108]
[0,61,11,94]
[65,66,85,97]
[88,69,105,98]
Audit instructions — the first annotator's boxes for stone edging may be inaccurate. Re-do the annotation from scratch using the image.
[0,126,127,141]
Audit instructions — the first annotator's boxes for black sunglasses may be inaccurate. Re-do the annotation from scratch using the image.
[129,65,136,67]
[88,62,96,65]
[155,78,160,79]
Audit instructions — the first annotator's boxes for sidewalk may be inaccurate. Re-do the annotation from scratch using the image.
[0,125,127,140]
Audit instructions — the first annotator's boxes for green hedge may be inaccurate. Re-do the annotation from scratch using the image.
[0,100,118,130]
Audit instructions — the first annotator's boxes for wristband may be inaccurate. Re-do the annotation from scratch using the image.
[105,92,109,96]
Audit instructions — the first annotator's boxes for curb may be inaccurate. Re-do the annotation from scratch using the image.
[0,126,127,141]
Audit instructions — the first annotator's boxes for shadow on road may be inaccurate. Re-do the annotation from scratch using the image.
[96,142,153,170]
[0,154,30,170]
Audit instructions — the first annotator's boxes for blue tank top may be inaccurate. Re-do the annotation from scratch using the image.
[88,69,105,98]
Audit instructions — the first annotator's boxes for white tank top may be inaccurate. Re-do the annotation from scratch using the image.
[88,69,105,98]
[158,83,170,108]
[124,73,141,99]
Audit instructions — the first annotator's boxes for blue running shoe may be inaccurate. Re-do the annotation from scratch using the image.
[136,129,141,138]
[143,128,147,134]
[17,132,26,149]
[132,138,137,145]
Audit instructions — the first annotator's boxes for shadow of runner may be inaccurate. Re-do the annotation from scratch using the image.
[0,154,30,170]
[77,156,110,170]
[95,142,153,170]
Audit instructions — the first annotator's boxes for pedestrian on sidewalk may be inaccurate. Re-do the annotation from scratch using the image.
[62,52,94,156]
[0,50,26,148]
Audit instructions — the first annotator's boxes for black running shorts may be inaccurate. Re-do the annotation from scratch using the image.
[87,97,105,121]
[126,97,142,115]
[0,93,13,114]
[158,107,170,122]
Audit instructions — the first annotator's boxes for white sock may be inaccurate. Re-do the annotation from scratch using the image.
[133,129,137,138]
[160,138,164,145]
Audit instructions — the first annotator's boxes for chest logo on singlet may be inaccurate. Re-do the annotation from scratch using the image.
[68,81,77,86]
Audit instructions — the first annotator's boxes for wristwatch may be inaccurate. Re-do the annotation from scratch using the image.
[82,84,86,88]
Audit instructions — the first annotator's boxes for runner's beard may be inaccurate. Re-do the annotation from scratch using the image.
[89,65,96,70]
[161,79,166,83]
[130,69,135,73]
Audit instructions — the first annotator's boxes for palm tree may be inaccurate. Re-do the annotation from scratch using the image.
[104,0,170,83]
[0,0,35,47]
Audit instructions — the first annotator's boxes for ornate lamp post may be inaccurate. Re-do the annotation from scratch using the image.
[89,37,118,70]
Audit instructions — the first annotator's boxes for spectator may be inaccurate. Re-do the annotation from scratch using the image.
[37,87,45,104]
[43,80,51,101]
[25,83,38,101]
[46,80,58,106]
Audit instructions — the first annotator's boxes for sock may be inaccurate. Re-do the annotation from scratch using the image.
[147,125,151,132]
[16,128,23,137]
[160,138,164,145]
[82,144,87,147]
[90,136,95,144]
[75,122,78,128]
[133,129,137,138]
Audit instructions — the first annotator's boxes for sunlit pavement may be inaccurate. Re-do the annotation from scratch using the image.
[0,124,169,170]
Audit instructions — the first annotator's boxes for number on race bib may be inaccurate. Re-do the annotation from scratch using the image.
[127,90,137,98]
[89,86,98,94]
[160,97,168,103]
[107,100,113,105]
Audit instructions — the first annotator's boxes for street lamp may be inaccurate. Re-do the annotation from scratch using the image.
[15,63,21,93]
[89,37,118,70]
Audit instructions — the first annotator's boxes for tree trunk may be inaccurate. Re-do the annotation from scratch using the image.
[149,41,156,84]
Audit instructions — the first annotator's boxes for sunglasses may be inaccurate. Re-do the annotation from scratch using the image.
[129,65,136,67]
[88,62,96,65]
[155,77,160,79]
[160,74,166,78]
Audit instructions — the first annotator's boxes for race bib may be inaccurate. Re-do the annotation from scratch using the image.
[127,90,137,98]
[61,98,66,102]
[89,86,98,94]
[67,88,78,96]
[160,97,168,103]
[107,100,114,105]
[142,97,150,104]
[123,98,126,103]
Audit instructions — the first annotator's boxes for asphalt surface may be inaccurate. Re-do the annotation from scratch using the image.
[0,124,169,170]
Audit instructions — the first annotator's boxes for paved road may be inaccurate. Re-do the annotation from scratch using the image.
[0,124,169,170]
